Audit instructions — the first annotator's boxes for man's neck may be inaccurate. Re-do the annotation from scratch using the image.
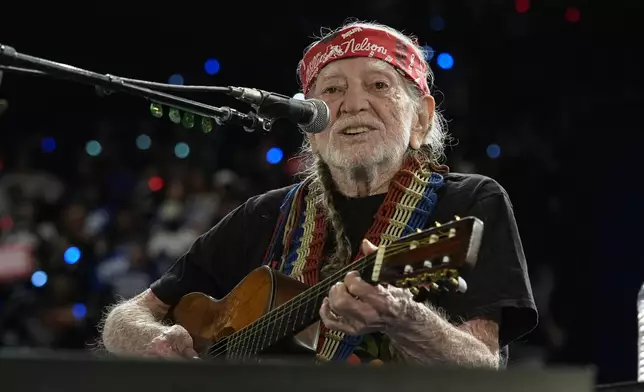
[327,159,402,198]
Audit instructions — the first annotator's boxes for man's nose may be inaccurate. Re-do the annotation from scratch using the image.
[340,87,370,115]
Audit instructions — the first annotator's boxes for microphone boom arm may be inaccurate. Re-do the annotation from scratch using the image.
[0,44,271,132]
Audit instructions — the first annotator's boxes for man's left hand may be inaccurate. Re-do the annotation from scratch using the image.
[319,239,415,335]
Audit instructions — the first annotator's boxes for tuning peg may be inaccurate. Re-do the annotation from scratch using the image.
[456,277,467,293]
[423,260,433,268]
[434,221,442,227]
[404,265,414,274]
[442,256,450,264]
[447,276,468,293]
[448,228,456,238]
[454,215,461,220]
[416,228,422,233]
[429,234,439,244]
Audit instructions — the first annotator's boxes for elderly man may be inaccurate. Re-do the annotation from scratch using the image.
[100,21,538,368]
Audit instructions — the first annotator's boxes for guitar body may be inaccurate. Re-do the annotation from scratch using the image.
[171,265,321,359]
[170,216,483,362]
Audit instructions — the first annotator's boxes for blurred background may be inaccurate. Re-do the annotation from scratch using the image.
[0,0,641,387]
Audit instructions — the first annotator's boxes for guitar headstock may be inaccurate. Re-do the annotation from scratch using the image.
[369,216,483,298]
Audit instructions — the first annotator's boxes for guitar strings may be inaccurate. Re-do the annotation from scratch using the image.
[204,234,451,359]
[206,252,377,359]
[204,241,408,359]
[203,229,454,359]
[203,247,378,358]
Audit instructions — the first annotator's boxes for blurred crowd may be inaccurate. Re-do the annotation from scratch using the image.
[0,128,272,351]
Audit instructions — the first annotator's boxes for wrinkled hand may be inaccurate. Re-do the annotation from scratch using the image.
[319,239,416,335]
[145,325,199,359]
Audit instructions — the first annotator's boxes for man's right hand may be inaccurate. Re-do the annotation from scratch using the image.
[146,325,199,358]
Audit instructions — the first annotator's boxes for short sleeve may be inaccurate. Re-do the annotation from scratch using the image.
[149,186,290,308]
[150,203,247,307]
[437,185,539,348]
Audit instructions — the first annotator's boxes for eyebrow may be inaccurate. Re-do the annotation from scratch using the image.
[367,60,394,73]
[364,68,396,79]
[317,71,343,82]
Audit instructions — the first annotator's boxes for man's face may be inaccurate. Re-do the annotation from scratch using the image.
[307,57,429,170]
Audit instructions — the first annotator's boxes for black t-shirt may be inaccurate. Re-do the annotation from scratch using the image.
[151,172,538,362]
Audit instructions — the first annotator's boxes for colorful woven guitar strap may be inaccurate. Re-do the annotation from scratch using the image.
[262,157,444,363]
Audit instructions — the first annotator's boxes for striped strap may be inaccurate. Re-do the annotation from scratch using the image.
[264,160,444,364]
[316,166,443,363]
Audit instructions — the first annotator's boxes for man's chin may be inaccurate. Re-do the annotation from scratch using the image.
[323,152,382,169]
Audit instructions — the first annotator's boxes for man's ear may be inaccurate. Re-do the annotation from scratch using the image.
[410,95,435,149]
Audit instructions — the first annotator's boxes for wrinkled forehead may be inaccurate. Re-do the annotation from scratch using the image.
[315,57,398,82]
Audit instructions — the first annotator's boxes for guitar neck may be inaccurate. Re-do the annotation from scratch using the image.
[225,254,377,358]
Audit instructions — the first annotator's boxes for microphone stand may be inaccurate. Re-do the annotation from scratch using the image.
[0,44,272,133]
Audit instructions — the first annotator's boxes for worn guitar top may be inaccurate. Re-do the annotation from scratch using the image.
[151,172,538,364]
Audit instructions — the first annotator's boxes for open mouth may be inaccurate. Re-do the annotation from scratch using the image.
[341,126,373,135]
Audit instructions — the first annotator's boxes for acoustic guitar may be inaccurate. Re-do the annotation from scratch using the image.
[171,216,484,362]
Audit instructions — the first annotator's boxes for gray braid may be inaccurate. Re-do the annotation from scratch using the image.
[313,159,353,276]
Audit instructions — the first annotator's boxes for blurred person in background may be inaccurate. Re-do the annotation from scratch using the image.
[183,168,218,232]
[147,178,200,275]
[101,20,537,368]
[97,243,154,301]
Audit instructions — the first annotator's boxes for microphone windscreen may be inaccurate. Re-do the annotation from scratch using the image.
[300,99,330,134]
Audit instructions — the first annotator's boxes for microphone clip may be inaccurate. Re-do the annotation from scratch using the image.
[216,107,273,133]
[148,101,272,133]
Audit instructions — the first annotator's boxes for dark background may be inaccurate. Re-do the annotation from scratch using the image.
[0,0,641,386]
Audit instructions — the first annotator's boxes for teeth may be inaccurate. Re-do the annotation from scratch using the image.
[343,126,370,135]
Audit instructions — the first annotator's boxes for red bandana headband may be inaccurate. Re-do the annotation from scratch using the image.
[299,26,430,96]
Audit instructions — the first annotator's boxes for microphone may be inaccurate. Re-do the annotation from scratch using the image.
[227,87,330,134]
